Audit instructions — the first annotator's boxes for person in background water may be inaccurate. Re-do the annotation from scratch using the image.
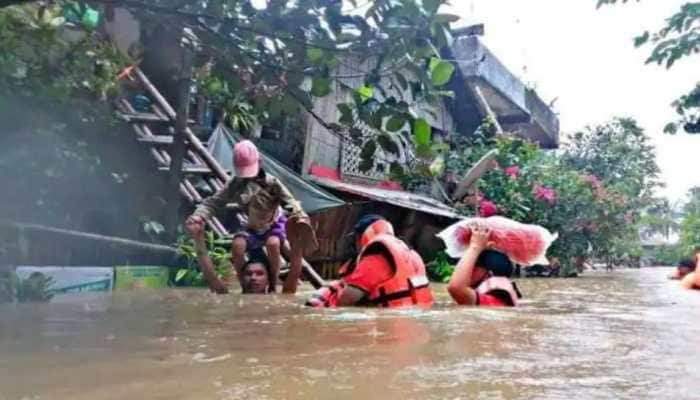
[679,248,700,290]
[669,258,695,280]
[306,214,433,308]
[185,140,316,294]
[447,223,522,307]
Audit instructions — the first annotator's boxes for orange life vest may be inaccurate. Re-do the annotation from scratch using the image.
[475,276,521,306]
[358,234,434,308]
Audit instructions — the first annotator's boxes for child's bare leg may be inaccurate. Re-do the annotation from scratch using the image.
[283,240,303,294]
[232,236,247,287]
[265,236,282,292]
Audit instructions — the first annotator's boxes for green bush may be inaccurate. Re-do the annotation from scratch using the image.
[174,231,231,287]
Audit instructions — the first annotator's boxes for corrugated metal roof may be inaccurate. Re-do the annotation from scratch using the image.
[308,175,464,220]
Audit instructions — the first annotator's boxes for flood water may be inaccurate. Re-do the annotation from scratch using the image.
[1,268,698,400]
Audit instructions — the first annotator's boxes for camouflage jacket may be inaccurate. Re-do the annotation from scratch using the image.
[193,169,305,231]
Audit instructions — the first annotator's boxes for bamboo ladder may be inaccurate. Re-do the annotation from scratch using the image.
[115,67,324,287]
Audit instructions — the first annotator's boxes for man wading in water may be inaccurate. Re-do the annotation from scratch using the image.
[185,140,316,294]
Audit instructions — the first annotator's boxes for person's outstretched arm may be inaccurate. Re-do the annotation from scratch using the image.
[194,237,229,294]
[186,218,229,294]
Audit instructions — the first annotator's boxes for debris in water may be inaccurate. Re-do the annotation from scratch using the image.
[192,353,232,363]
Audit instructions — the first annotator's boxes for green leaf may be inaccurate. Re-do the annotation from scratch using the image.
[422,0,442,14]
[633,31,650,47]
[306,47,324,63]
[359,157,374,172]
[386,115,406,132]
[356,85,374,102]
[415,143,433,158]
[338,103,354,125]
[663,122,678,135]
[431,142,450,153]
[280,94,298,114]
[377,133,399,155]
[175,269,188,283]
[311,77,332,97]
[360,140,377,160]
[429,57,455,86]
[429,156,445,176]
[349,127,364,145]
[413,118,432,146]
[434,13,460,24]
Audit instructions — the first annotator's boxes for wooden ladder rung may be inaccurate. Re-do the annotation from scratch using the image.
[158,165,220,175]
[119,112,171,123]
[137,135,176,145]
[120,111,197,124]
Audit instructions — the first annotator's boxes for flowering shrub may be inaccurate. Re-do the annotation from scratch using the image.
[433,118,660,270]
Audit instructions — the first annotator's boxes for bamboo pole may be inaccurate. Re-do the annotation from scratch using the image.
[0,220,179,257]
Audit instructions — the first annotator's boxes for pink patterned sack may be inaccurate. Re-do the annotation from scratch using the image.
[437,216,557,266]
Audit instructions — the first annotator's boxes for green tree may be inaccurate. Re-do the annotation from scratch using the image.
[597,1,700,134]
[1,0,461,169]
[639,198,680,240]
[680,186,700,252]
[416,117,661,272]
[559,118,661,264]
[560,117,661,213]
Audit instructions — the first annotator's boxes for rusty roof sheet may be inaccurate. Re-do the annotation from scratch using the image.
[308,176,464,220]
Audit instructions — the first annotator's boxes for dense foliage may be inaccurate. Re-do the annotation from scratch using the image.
[679,187,700,253]
[417,118,661,274]
[1,0,463,172]
[0,3,127,99]
[598,0,700,134]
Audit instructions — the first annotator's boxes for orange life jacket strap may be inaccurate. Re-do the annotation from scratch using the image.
[366,277,430,307]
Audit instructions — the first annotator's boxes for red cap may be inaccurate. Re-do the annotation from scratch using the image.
[234,140,260,178]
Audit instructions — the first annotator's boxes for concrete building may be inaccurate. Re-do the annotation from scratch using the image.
[301,30,560,190]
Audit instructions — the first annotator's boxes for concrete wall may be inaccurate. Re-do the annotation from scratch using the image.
[451,35,560,148]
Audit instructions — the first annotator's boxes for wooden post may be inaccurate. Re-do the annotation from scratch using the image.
[468,82,504,135]
[166,33,194,240]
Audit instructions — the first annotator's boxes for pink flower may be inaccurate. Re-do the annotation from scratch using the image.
[505,165,520,179]
[582,174,602,188]
[582,174,606,200]
[479,199,498,217]
[534,184,557,205]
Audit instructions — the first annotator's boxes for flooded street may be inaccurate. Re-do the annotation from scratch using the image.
[1,268,699,400]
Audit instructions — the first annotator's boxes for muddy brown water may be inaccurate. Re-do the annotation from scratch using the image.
[1,268,698,400]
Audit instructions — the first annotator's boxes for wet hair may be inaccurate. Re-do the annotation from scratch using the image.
[243,248,271,276]
[353,214,385,238]
[241,251,272,294]
[678,258,696,270]
[477,250,514,277]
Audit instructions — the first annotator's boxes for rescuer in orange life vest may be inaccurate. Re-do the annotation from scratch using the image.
[306,214,434,308]
[447,222,522,307]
